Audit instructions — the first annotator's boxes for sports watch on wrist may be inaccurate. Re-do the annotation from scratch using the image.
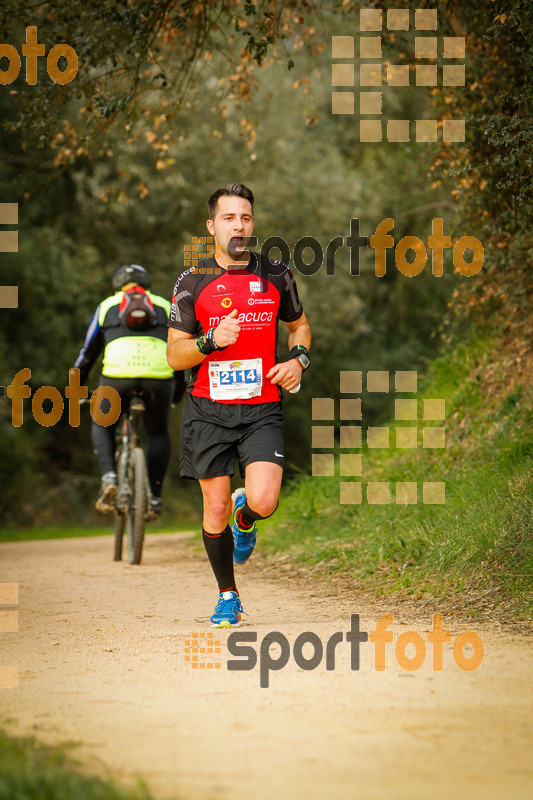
[289,344,311,371]
[196,327,224,355]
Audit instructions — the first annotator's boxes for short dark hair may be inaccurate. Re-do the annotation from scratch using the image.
[207,183,254,219]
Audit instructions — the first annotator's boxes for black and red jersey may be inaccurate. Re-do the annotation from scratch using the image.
[168,252,304,404]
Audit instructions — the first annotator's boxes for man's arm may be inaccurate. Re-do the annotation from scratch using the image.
[74,306,104,386]
[287,311,311,353]
[167,310,242,371]
[167,328,204,371]
[266,311,311,391]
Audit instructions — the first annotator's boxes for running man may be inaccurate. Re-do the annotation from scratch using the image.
[167,183,311,627]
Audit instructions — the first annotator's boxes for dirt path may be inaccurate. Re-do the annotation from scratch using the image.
[1,533,532,800]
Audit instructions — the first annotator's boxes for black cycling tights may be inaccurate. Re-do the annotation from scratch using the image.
[91,377,173,498]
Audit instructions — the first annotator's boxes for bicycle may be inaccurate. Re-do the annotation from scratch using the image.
[113,393,151,565]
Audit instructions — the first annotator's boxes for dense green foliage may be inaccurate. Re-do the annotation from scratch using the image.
[434,0,532,339]
[0,0,531,531]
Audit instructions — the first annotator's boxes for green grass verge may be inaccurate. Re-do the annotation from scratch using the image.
[0,728,156,800]
[1,490,203,543]
[263,333,533,616]
[0,521,197,544]
[0,525,110,543]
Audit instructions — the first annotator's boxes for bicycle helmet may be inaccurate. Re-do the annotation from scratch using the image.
[112,264,151,291]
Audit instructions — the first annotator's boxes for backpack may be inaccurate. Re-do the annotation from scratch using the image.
[118,285,156,330]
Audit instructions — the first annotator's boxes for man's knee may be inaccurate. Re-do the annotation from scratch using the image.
[247,491,279,520]
[204,496,231,524]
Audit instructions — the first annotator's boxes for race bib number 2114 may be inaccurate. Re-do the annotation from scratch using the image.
[209,358,263,400]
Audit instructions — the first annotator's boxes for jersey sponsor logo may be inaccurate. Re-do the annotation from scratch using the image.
[170,287,192,325]
[176,268,193,284]
[221,297,232,308]
[248,297,275,306]
[249,279,266,294]
[241,310,274,323]
[214,283,233,297]
[209,311,274,327]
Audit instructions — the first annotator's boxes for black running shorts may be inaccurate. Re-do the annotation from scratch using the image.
[180,394,285,480]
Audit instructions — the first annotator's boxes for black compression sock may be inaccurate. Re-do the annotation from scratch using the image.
[235,507,254,530]
[237,500,278,529]
[202,526,237,594]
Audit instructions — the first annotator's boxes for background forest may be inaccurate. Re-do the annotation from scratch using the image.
[0,0,531,568]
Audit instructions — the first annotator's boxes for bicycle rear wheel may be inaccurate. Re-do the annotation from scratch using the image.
[126,447,147,565]
[113,448,127,561]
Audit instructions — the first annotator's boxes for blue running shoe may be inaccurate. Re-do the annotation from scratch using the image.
[231,488,257,564]
[210,591,245,628]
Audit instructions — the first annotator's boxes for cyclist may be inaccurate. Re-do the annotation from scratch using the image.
[167,183,311,626]
[75,264,185,518]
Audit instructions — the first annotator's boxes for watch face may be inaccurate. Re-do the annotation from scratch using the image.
[297,353,310,370]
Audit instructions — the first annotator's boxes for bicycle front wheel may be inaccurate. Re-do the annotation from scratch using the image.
[126,447,147,565]
[114,512,125,561]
